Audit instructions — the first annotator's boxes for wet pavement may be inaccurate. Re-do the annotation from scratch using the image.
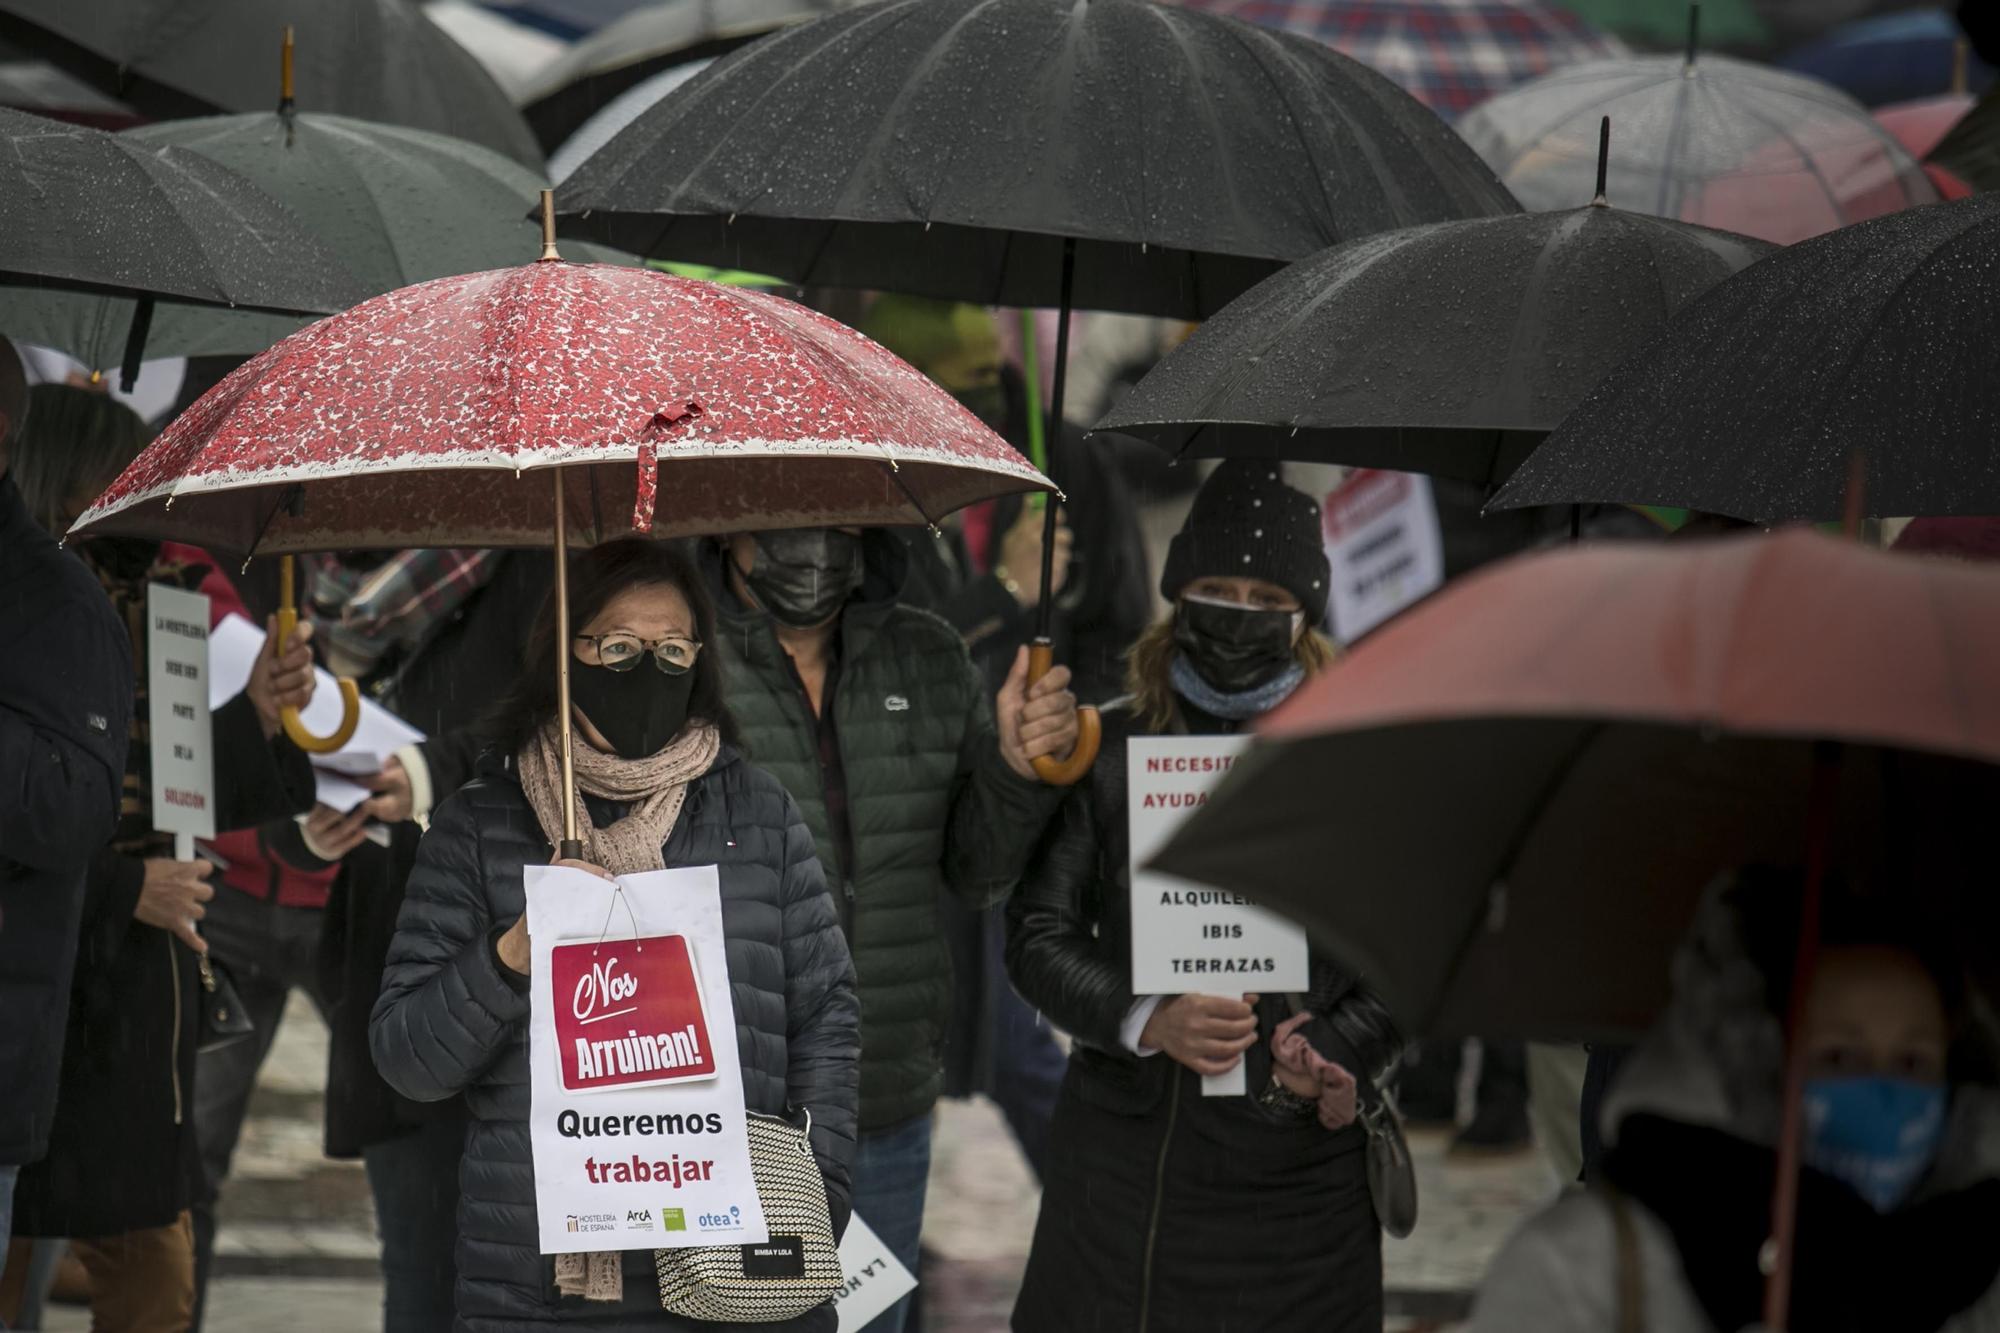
[47,996,1553,1331]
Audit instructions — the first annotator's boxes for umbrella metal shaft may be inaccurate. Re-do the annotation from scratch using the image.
[1035,236,1077,642]
[553,468,583,860]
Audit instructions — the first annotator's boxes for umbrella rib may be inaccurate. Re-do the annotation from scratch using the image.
[1422,718,1607,1034]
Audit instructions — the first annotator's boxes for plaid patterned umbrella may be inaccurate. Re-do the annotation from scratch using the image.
[1173,0,1628,116]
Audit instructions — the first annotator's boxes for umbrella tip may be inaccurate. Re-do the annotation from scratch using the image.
[1683,2,1700,73]
[538,189,562,263]
[279,25,295,114]
[1592,116,1611,207]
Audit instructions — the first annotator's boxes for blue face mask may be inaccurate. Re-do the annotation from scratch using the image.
[1802,1075,1948,1212]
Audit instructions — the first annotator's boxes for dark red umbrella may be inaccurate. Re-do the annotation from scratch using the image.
[75,196,1048,830]
[1152,529,2000,1330]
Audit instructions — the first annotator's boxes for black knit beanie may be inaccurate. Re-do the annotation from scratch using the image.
[1160,461,1330,623]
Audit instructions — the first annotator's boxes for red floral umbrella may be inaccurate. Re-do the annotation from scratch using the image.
[75,209,1049,811]
[76,257,1046,554]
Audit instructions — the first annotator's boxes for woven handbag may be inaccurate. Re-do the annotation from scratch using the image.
[655,1111,842,1322]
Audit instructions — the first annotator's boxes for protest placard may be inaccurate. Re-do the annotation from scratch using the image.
[148,584,214,853]
[524,865,766,1255]
[1321,469,1444,644]
[831,1214,918,1331]
[1129,735,1309,1094]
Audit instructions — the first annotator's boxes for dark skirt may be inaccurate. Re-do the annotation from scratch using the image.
[1013,1060,1382,1333]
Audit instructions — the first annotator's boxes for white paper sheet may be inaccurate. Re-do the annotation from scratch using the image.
[207,613,425,814]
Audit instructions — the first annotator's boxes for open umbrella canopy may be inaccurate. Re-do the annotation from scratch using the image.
[1779,7,1992,107]
[1457,51,1939,242]
[0,106,360,314]
[1548,0,1769,51]
[1932,84,2000,192]
[1492,192,2000,522]
[554,0,1519,319]
[1876,92,1978,197]
[1150,530,2000,1039]
[521,0,856,151]
[1096,163,1772,485]
[71,259,1049,555]
[1169,0,1628,118]
[2,111,631,370]
[0,0,543,167]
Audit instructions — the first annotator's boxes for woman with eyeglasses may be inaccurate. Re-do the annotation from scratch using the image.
[371,538,859,1331]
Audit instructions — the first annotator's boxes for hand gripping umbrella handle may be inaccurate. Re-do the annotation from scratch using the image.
[1027,640,1099,786]
[276,554,361,755]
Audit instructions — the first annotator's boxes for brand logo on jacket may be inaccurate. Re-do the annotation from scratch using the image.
[884,694,910,712]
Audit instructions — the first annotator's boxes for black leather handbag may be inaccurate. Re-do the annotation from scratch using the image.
[196,955,257,1054]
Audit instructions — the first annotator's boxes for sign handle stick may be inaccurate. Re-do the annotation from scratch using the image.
[175,832,195,862]
[1202,1065,1246,1098]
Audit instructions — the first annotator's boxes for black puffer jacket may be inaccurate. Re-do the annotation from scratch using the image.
[370,746,859,1333]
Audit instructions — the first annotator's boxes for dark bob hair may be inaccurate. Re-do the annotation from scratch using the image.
[488,538,738,759]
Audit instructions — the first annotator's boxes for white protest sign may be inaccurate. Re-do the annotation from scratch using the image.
[832,1214,918,1331]
[1128,735,1309,1095]
[525,864,767,1255]
[1322,469,1444,645]
[148,584,214,849]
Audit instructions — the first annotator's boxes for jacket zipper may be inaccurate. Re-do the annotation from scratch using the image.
[1135,1066,1183,1333]
[168,937,184,1125]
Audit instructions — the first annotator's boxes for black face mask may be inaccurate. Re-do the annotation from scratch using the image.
[569,660,695,760]
[740,528,864,629]
[1172,597,1300,693]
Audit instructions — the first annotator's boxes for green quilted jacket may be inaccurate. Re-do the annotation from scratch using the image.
[704,536,1062,1129]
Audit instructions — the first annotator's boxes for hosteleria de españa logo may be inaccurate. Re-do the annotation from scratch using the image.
[549,935,718,1093]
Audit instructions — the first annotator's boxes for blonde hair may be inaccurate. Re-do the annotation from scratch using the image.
[1125,613,1338,732]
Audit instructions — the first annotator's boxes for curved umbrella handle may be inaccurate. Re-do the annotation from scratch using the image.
[1027,639,1099,786]
[276,555,361,755]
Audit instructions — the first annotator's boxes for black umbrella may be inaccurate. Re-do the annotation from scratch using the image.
[521,0,858,152]
[555,0,1515,318]
[0,106,361,339]
[1492,191,2000,522]
[556,0,1516,779]
[0,0,542,168]
[1097,121,1774,488]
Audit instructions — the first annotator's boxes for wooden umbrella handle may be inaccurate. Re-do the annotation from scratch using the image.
[276,554,361,755]
[1027,640,1099,786]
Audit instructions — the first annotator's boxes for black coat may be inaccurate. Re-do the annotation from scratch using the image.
[369,748,859,1333]
[1004,700,1400,1332]
[12,688,314,1237]
[318,551,551,1157]
[0,475,132,1167]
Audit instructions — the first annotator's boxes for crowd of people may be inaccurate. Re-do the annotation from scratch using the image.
[4,283,2000,1333]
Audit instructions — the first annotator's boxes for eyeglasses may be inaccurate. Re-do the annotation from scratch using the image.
[574,632,702,675]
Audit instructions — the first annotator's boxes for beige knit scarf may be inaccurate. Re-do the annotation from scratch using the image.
[516,718,721,1302]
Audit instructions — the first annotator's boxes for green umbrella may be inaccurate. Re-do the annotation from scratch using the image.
[4,105,632,375]
[1556,0,1768,52]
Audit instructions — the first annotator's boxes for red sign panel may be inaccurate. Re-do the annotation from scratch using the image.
[548,935,717,1093]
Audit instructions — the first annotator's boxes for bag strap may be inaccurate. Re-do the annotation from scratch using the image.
[1603,1187,1646,1333]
